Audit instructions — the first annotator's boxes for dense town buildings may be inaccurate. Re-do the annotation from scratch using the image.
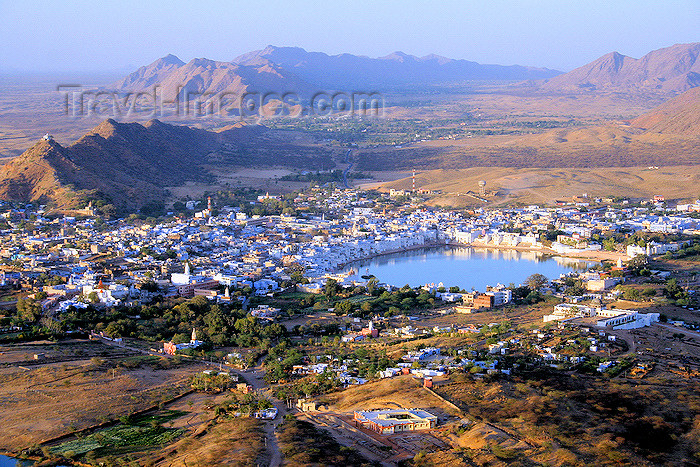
[0,190,698,314]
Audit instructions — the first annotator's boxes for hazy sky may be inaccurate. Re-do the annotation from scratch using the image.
[1,0,698,74]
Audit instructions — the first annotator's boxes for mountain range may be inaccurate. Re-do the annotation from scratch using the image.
[231,46,562,88]
[111,43,700,98]
[110,45,562,97]
[542,42,700,94]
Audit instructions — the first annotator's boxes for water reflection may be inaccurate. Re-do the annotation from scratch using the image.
[341,246,594,290]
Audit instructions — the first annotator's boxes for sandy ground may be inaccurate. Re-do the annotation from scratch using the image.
[368,165,700,205]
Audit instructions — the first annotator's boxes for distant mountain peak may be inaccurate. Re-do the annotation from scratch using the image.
[543,42,700,93]
[420,54,452,65]
[380,51,417,62]
[159,54,185,66]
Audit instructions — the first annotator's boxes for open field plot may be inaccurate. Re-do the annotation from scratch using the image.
[49,410,185,457]
[389,432,449,454]
[0,348,200,451]
[0,339,137,366]
[278,311,345,332]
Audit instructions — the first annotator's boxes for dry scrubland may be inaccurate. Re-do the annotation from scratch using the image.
[425,371,700,466]
[149,417,264,467]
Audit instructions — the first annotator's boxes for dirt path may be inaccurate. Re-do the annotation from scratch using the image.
[655,323,700,339]
[241,364,286,467]
[614,329,637,355]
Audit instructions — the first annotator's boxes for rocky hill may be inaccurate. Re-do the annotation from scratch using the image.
[0,138,83,209]
[541,42,700,94]
[0,119,217,211]
[0,119,336,213]
[630,86,700,135]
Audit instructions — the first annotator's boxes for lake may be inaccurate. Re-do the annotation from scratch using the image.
[0,455,34,467]
[340,246,595,290]
[0,455,68,467]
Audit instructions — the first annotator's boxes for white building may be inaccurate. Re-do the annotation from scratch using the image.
[626,242,680,258]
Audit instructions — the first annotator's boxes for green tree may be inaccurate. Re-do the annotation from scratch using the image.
[324,278,339,300]
[16,297,41,323]
[621,286,641,301]
[525,273,548,291]
[334,300,353,315]
[87,291,99,304]
[366,277,379,296]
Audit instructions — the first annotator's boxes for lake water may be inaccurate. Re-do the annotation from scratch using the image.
[0,455,68,467]
[340,246,596,290]
[0,455,33,467]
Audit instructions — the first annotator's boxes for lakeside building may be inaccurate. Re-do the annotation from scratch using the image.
[626,242,680,258]
[353,409,437,434]
[485,285,513,305]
